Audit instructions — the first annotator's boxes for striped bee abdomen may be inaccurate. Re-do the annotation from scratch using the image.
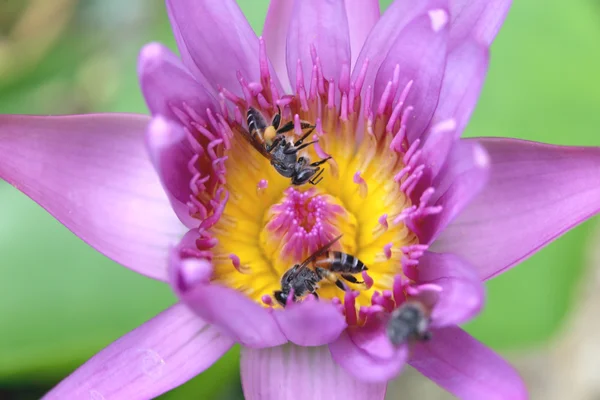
[315,251,367,274]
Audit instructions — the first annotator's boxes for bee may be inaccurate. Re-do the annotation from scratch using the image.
[273,235,368,306]
[386,301,432,346]
[239,106,332,185]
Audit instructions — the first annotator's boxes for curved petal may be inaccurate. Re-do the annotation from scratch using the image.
[166,0,281,95]
[449,0,513,49]
[43,303,234,400]
[168,229,213,294]
[329,328,408,382]
[421,140,490,243]
[351,0,445,97]
[263,0,294,92]
[241,344,387,400]
[138,42,217,123]
[433,138,600,280]
[420,118,458,181]
[431,39,489,138]
[373,6,449,142]
[181,283,287,349]
[0,114,185,281]
[164,1,211,90]
[410,326,527,400]
[344,0,380,68]
[273,299,347,346]
[145,117,198,229]
[286,0,351,89]
[418,252,484,327]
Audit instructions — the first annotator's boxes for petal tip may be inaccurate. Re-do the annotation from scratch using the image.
[473,143,490,168]
[138,42,169,75]
[428,9,449,33]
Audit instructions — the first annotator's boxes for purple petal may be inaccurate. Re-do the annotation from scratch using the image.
[145,117,198,228]
[352,0,445,98]
[168,229,213,294]
[263,0,294,92]
[433,138,600,280]
[273,300,347,346]
[43,303,234,400]
[431,39,489,138]
[241,344,388,400]
[138,42,217,122]
[418,252,484,327]
[420,118,458,180]
[343,0,380,68]
[449,0,513,48]
[421,140,490,243]
[166,0,280,94]
[410,326,527,400]
[0,114,185,281]
[329,328,408,382]
[373,6,449,142]
[286,0,351,88]
[181,283,287,348]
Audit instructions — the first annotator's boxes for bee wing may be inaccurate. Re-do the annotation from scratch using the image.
[236,124,273,160]
[238,107,272,160]
[298,235,343,269]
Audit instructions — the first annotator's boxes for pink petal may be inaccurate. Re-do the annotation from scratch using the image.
[410,326,527,400]
[418,252,484,327]
[273,300,347,346]
[352,0,445,98]
[263,0,295,92]
[431,39,489,138]
[343,0,380,68]
[0,114,185,281]
[145,117,198,229]
[373,6,449,142]
[286,0,351,89]
[449,0,513,48]
[329,328,408,382]
[422,140,490,243]
[43,303,234,400]
[241,344,388,400]
[181,283,287,348]
[166,0,280,94]
[433,138,600,280]
[138,42,216,122]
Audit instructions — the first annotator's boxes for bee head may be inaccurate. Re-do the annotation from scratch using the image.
[273,290,288,307]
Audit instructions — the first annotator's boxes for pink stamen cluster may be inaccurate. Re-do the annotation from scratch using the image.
[266,187,344,260]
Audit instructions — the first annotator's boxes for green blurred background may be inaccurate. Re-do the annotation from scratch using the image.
[1,0,599,398]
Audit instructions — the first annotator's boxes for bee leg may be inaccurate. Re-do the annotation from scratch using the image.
[309,168,324,185]
[271,105,282,129]
[341,274,363,284]
[310,156,332,167]
[287,140,318,153]
[293,126,316,146]
[276,120,295,134]
[311,292,319,300]
[334,279,348,291]
[266,135,284,153]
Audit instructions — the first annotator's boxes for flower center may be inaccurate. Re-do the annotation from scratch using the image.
[173,39,442,318]
[261,188,351,258]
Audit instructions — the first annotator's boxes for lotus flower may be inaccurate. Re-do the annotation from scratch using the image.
[2,0,600,399]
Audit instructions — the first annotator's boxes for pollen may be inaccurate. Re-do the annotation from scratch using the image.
[264,125,277,143]
[173,38,440,321]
